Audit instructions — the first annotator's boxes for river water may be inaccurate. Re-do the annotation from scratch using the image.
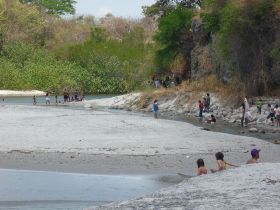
[0,95,276,209]
[0,169,181,210]
[0,96,183,210]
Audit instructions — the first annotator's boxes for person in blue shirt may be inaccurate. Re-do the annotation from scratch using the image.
[153,99,159,119]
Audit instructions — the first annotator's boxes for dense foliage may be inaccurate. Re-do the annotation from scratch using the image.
[144,0,280,95]
[0,0,156,94]
[201,0,280,94]
[19,0,76,15]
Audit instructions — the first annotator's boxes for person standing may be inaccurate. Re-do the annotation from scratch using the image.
[153,99,159,119]
[256,99,263,114]
[45,93,51,105]
[241,102,245,127]
[275,105,280,127]
[206,93,211,112]
[33,95,37,105]
[198,100,203,118]
[244,97,251,126]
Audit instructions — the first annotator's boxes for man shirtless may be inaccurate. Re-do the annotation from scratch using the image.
[247,149,260,164]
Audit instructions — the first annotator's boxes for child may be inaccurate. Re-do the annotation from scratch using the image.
[246,149,260,164]
[197,159,207,176]
[153,99,159,119]
[210,152,238,173]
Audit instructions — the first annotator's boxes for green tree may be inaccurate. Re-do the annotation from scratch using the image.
[154,8,195,78]
[19,0,76,15]
[143,0,201,19]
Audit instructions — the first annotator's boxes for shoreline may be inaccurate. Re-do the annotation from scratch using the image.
[0,90,46,97]
[0,104,279,176]
[86,92,280,142]
[88,163,280,209]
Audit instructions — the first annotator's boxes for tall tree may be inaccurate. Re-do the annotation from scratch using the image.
[19,0,76,15]
[154,8,194,78]
[143,0,201,19]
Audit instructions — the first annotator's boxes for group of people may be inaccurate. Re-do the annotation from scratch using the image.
[266,103,280,127]
[151,74,181,89]
[242,97,280,127]
[197,149,261,176]
[32,92,85,105]
[198,93,211,118]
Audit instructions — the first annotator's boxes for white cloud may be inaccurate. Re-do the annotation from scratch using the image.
[96,7,113,17]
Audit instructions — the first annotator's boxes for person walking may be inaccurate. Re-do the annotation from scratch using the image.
[153,99,159,119]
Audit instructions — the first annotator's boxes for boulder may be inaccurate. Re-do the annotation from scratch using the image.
[249,128,258,132]
[229,119,236,123]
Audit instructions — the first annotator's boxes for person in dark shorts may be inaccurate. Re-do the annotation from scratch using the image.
[153,99,159,119]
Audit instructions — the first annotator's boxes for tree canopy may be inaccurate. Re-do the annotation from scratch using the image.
[19,0,76,15]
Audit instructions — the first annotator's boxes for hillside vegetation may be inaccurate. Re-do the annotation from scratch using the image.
[0,0,156,94]
[0,0,279,96]
[145,0,280,96]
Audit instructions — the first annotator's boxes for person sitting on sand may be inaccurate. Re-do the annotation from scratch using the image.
[247,149,261,164]
[197,159,207,176]
[211,152,238,173]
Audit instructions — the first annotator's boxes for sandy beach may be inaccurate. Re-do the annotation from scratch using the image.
[89,163,280,210]
[0,104,279,176]
[0,98,279,209]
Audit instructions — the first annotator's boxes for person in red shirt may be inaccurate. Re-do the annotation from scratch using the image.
[198,100,203,117]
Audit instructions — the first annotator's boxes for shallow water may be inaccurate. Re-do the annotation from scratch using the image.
[0,169,182,210]
[0,95,114,106]
[0,96,276,209]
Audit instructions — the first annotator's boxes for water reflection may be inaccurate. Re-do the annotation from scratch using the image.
[0,169,183,210]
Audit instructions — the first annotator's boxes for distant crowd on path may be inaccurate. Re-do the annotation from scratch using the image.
[196,148,261,176]
[32,91,85,106]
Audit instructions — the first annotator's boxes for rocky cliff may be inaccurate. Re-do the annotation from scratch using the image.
[190,17,280,96]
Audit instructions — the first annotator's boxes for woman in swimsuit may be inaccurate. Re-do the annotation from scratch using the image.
[210,152,238,173]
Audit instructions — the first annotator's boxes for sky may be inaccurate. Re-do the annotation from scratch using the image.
[75,0,156,18]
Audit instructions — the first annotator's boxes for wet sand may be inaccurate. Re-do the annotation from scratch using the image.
[0,105,279,176]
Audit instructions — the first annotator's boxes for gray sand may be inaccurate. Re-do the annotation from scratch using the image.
[0,105,279,175]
